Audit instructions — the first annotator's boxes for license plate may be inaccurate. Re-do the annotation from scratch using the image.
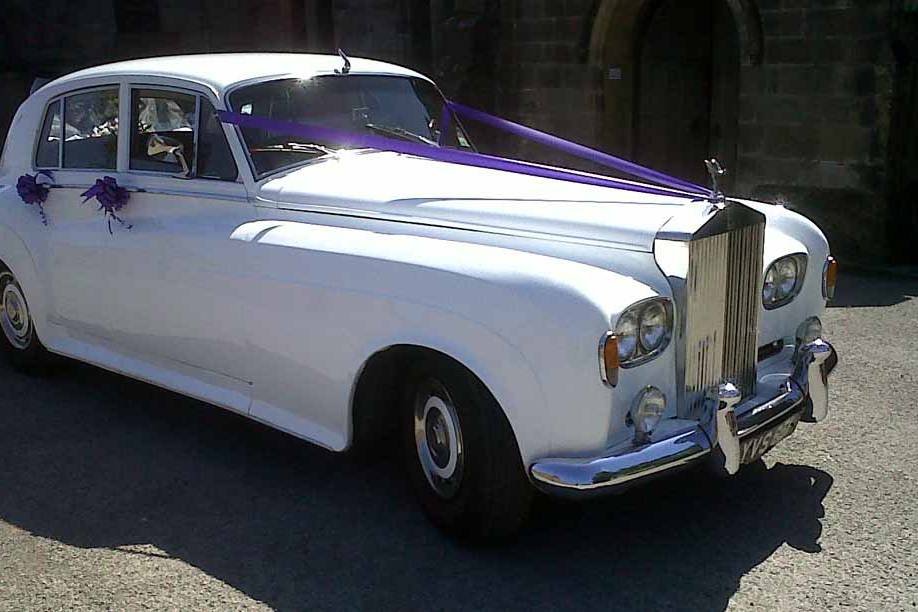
[739,412,801,464]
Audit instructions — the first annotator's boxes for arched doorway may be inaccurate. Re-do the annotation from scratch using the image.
[634,0,740,186]
[589,0,761,187]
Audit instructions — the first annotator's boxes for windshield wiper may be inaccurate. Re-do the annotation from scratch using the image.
[253,142,339,157]
[364,123,437,146]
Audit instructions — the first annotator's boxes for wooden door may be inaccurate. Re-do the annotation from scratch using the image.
[635,0,739,187]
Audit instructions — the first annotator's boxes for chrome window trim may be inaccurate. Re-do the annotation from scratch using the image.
[613,296,674,369]
[763,253,808,310]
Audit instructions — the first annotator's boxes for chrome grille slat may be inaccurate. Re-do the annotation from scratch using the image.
[682,219,764,413]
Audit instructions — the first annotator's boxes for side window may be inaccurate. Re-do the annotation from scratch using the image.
[63,88,119,169]
[131,88,196,173]
[197,99,238,181]
[35,100,62,168]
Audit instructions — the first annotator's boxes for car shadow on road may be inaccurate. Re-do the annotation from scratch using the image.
[0,358,832,611]
[828,271,918,308]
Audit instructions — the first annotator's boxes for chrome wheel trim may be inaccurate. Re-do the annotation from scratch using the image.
[0,273,31,350]
[413,379,464,499]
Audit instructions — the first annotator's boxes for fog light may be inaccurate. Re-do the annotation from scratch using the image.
[631,386,666,441]
[796,316,822,345]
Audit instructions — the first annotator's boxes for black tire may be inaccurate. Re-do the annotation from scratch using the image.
[401,354,533,540]
[0,267,53,372]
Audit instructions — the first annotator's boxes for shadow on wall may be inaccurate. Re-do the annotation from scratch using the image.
[0,355,832,611]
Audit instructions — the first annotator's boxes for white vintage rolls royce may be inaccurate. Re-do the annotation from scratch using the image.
[0,54,838,538]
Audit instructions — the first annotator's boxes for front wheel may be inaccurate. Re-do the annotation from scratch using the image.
[402,356,533,539]
[0,268,52,371]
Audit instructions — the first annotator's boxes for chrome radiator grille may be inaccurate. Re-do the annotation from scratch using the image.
[682,221,765,413]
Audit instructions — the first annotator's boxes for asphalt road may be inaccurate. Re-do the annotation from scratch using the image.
[0,271,915,611]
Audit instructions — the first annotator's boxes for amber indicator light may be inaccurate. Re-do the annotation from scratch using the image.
[603,334,620,387]
[825,256,838,300]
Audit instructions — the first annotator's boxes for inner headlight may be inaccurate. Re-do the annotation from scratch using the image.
[640,301,668,351]
[763,254,807,309]
[613,298,673,367]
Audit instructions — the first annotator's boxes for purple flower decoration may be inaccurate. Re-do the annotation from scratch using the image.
[80,176,132,234]
[16,171,52,225]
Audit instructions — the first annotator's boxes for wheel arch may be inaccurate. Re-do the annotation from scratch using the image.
[0,224,48,340]
[348,338,549,466]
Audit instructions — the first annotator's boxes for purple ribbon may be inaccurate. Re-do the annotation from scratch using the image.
[446,102,711,196]
[81,176,132,234]
[219,106,710,199]
[16,171,52,225]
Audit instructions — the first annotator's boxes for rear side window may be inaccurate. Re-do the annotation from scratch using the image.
[63,88,119,169]
[35,100,62,168]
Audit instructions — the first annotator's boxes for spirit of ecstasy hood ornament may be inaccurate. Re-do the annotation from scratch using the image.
[705,158,727,205]
[335,48,351,75]
[704,158,727,203]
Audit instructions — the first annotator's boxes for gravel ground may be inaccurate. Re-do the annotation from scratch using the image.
[0,271,915,611]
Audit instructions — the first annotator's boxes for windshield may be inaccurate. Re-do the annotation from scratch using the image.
[229,75,473,177]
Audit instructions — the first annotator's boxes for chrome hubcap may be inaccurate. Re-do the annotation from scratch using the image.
[413,379,464,499]
[0,273,31,350]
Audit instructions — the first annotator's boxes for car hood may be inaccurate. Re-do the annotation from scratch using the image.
[256,151,694,252]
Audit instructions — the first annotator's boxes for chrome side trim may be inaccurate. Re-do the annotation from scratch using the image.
[263,198,653,253]
[46,183,249,203]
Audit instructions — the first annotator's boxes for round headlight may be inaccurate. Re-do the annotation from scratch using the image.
[775,257,798,299]
[763,254,807,309]
[639,301,668,351]
[615,310,639,361]
[613,298,673,367]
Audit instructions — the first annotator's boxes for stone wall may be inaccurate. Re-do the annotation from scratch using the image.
[0,0,906,261]
[734,0,894,259]
[465,0,605,174]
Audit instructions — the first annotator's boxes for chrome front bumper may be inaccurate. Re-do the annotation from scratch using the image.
[530,339,837,498]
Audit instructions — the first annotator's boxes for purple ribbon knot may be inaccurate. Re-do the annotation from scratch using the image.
[81,176,132,234]
[16,171,52,225]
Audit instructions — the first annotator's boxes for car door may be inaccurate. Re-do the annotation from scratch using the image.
[36,85,125,337]
[108,86,256,394]
[41,83,257,407]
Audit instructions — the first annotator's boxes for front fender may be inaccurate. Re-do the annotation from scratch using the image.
[235,219,664,464]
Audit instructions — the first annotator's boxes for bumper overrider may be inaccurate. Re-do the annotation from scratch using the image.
[530,339,838,498]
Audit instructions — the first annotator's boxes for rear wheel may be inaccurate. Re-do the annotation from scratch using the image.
[402,355,533,540]
[0,268,52,371]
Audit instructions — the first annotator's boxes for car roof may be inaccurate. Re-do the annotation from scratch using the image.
[44,53,430,94]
